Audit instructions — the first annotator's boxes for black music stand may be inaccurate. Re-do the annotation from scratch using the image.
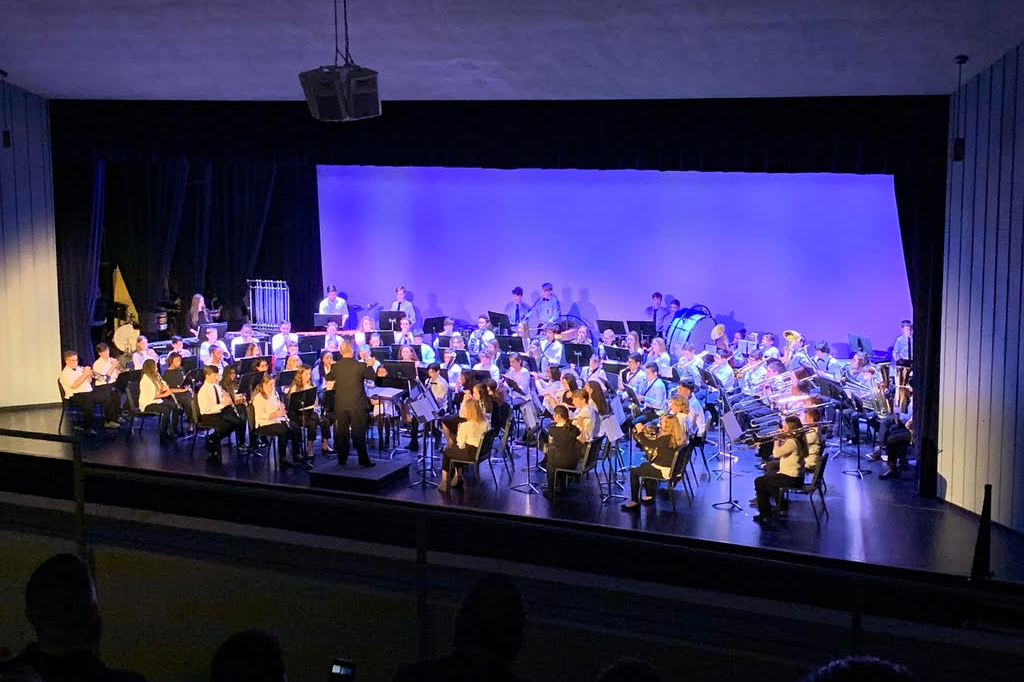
[236,355,273,375]
[238,371,265,397]
[460,369,492,394]
[409,390,443,489]
[181,355,200,374]
[488,311,512,333]
[711,410,744,511]
[298,335,322,354]
[504,377,527,398]
[287,387,319,469]
[436,335,453,349]
[382,360,419,383]
[848,333,873,357]
[597,319,626,336]
[379,310,404,331]
[737,340,755,357]
[453,350,470,365]
[603,345,629,362]
[626,320,657,343]
[602,363,624,391]
[423,316,446,334]
[275,370,298,392]
[563,343,594,368]
[510,400,542,495]
[496,335,525,353]
[313,314,345,328]
[370,347,391,362]
[378,330,396,345]
[817,376,871,479]
[198,322,228,342]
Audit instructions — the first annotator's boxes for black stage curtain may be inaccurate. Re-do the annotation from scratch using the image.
[53,159,106,363]
[50,97,947,497]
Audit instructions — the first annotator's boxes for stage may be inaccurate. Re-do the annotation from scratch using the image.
[1,403,1021,586]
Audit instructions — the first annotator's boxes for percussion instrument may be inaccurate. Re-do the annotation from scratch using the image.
[664,311,716,358]
[113,323,141,356]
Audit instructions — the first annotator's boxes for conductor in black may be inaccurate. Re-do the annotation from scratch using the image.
[326,341,378,467]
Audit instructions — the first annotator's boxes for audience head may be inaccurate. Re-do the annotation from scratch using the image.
[210,630,286,682]
[452,574,524,666]
[801,656,913,682]
[25,553,102,652]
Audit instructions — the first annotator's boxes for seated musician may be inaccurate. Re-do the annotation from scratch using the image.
[197,365,248,464]
[504,286,530,329]
[598,328,617,355]
[753,416,808,524]
[59,350,120,432]
[515,321,531,346]
[200,327,229,365]
[812,341,841,381]
[432,318,457,349]
[368,332,383,348]
[240,342,260,358]
[161,351,193,429]
[473,350,501,382]
[313,349,335,391]
[218,368,250,446]
[437,398,488,493]
[484,379,511,432]
[137,358,181,444]
[710,348,737,392]
[441,347,462,391]
[395,316,415,345]
[760,332,781,359]
[623,331,641,355]
[571,389,599,449]
[673,342,703,388]
[92,342,122,394]
[318,285,349,327]
[585,380,612,420]
[270,320,298,364]
[892,319,913,366]
[534,365,565,413]
[484,338,503,371]
[251,373,302,468]
[353,315,375,347]
[284,353,302,372]
[397,343,421,366]
[842,363,880,445]
[573,325,593,346]
[286,365,332,459]
[877,390,913,479]
[738,348,768,393]
[131,335,159,370]
[358,344,381,373]
[620,413,686,513]
[468,315,496,354]
[580,353,608,390]
[539,325,564,370]
[208,346,229,379]
[449,334,467,352]
[618,353,646,404]
[323,320,343,350]
[409,362,450,451]
[785,335,814,372]
[634,363,667,423]
[230,323,256,358]
[645,337,671,376]
[390,285,416,327]
[503,352,531,404]
[540,405,581,498]
[169,335,192,359]
[413,331,436,364]
[673,381,706,438]
[666,299,682,327]
[526,339,543,369]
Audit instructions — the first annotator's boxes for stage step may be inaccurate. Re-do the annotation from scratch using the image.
[308,458,411,492]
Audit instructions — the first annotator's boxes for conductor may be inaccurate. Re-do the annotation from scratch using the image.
[326,341,378,467]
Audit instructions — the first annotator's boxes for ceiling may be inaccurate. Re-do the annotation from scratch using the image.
[2,0,1022,101]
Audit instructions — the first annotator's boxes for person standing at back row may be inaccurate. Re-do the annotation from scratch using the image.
[532,282,560,333]
[390,285,416,327]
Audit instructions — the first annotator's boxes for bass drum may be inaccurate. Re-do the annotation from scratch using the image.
[112,323,140,356]
[665,311,716,358]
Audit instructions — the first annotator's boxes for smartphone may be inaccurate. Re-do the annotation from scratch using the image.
[329,656,355,681]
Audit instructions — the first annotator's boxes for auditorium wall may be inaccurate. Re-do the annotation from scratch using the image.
[939,41,1024,533]
[0,81,61,407]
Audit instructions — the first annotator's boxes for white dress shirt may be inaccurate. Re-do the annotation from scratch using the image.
[772,438,804,478]
[418,343,436,364]
[253,390,287,428]
[271,332,298,359]
[323,333,343,349]
[647,351,671,376]
[467,329,496,353]
[319,296,350,317]
[640,377,667,411]
[504,367,531,398]
[533,296,560,326]
[712,362,736,391]
[60,366,92,397]
[762,346,781,359]
[620,367,646,395]
[92,356,120,386]
[456,418,488,450]
[580,366,608,388]
[472,363,501,382]
[390,300,416,326]
[138,376,165,411]
[504,301,530,326]
[131,349,158,370]
[428,376,449,403]
[198,382,228,416]
[200,339,229,364]
[572,404,599,442]
[540,339,563,369]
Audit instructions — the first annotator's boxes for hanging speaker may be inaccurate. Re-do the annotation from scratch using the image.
[299,65,381,122]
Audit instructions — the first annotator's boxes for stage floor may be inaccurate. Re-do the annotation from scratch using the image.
[2,403,1022,583]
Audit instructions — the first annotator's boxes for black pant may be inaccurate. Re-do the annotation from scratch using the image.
[546,448,582,491]
[69,389,119,428]
[629,461,664,501]
[256,422,302,460]
[754,473,803,516]
[884,424,912,470]
[336,408,371,464]
[202,409,247,452]
[295,410,331,442]
[442,444,476,474]
[144,401,179,435]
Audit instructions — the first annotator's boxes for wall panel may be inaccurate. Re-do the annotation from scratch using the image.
[0,81,61,407]
[940,44,1024,532]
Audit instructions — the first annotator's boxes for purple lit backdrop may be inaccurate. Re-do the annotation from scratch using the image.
[318,166,911,350]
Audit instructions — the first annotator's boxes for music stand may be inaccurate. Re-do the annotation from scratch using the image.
[454,350,470,365]
[299,351,319,367]
[504,376,527,397]
[423,316,446,334]
[602,364,623,391]
[460,369,492,394]
[382,360,419,383]
[408,391,442,489]
[704,343,717,354]
[603,345,629,362]
[378,330,396,345]
[488,311,512,333]
[198,322,228,342]
[597,320,626,336]
[496,335,525,353]
[313,314,345,328]
[711,410,744,511]
[298,335,322,354]
[238,371,264,397]
[737,340,755,356]
[847,333,873,356]
[181,355,200,374]
[436,335,453,349]
[236,355,272,375]
[379,310,404,331]
[369,347,390,362]
[626,320,657,342]
[275,370,297,392]
[510,400,542,495]
[563,342,594,368]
